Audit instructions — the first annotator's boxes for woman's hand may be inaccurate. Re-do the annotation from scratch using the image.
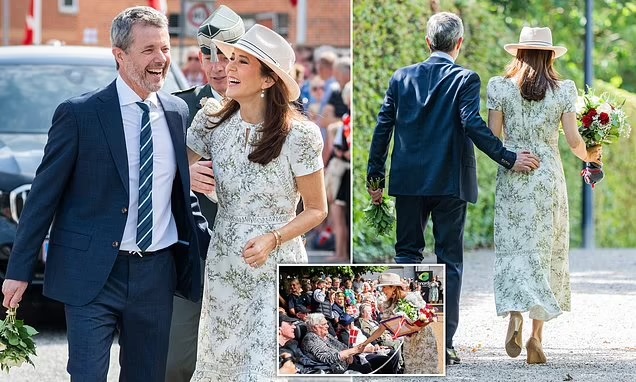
[242,232,277,268]
[585,145,603,165]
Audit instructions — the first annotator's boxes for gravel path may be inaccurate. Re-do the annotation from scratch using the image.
[443,249,636,382]
[2,249,635,381]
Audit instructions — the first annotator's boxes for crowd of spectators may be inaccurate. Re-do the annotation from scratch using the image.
[277,272,444,375]
[293,45,352,261]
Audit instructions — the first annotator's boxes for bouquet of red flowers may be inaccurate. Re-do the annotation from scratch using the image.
[381,299,438,338]
[576,88,632,187]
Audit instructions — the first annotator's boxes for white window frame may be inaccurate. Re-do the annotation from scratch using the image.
[59,0,79,15]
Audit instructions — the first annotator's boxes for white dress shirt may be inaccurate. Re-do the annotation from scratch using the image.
[430,51,455,63]
[116,76,178,252]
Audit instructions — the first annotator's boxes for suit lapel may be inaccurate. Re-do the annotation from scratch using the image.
[97,81,129,195]
[159,93,189,195]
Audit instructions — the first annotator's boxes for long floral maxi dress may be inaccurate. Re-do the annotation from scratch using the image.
[187,100,323,381]
[488,77,576,321]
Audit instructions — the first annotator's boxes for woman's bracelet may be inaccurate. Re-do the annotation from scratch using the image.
[271,229,282,251]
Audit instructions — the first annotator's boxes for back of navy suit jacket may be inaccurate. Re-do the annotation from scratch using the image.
[6,80,208,305]
[367,56,516,203]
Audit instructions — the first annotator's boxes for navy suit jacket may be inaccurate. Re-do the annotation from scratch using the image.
[6,80,210,305]
[367,56,516,203]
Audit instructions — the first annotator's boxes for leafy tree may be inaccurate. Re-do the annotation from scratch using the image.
[279,266,390,281]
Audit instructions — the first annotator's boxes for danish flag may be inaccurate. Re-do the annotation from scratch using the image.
[148,0,167,14]
[23,0,34,45]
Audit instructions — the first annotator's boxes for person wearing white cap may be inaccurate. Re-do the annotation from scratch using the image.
[186,24,327,380]
[165,6,245,382]
[487,26,602,365]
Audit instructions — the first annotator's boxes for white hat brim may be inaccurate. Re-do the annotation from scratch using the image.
[504,44,567,59]
[213,39,300,102]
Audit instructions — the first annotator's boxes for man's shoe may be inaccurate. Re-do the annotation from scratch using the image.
[446,347,461,365]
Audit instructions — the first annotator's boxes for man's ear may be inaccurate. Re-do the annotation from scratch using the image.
[113,47,125,65]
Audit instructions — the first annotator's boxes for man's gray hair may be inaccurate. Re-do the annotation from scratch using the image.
[305,313,327,331]
[111,6,168,51]
[426,12,464,53]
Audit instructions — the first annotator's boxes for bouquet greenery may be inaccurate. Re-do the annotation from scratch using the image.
[0,307,38,372]
[576,88,632,187]
[395,298,437,326]
[363,177,395,236]
[381,298,438,338]
[576,88,631,148]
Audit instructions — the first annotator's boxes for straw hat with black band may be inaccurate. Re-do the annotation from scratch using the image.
[504,26,567,59]
[212,24,300,102]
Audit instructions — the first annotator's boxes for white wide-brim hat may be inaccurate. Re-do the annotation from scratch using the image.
[376,273,406,288]
[213,24,300,102]
[197,5,245,56]
[504,26,567,59]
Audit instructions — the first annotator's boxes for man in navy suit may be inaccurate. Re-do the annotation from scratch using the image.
[1,6,209,381]
[367,12,540,365]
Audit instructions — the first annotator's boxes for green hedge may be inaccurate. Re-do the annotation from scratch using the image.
[353,1,636,263]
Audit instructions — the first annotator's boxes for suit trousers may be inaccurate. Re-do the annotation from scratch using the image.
[65,250,177,382]
[165,257,205,382]
[394,195,467,349]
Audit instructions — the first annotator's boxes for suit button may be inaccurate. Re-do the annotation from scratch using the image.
[121,207,128,214]
[112,241,120,248]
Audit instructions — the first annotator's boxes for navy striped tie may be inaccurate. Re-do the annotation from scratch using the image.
[136,101,153,252]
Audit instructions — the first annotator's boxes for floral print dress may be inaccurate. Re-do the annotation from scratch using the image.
[186,100,323,381]
[487,77,576,321]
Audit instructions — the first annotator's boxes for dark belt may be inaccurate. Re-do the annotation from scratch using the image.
[118,247,171,258]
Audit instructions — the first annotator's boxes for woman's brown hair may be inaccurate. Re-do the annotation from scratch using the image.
[206,60,303,165]
[382,285,407,308]
[505,49,560,101]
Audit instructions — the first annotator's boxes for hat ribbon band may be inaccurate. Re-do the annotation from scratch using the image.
[518,40,553,46]
[236,39,281,68]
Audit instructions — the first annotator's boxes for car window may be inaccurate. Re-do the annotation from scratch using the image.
[0,64,184,134]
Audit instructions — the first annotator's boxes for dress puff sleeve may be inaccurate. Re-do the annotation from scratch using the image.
[405,291,427,309]
[186,98,223,159]
[561,80,578,113]
[487,76,504,112]
[287,120,324,177]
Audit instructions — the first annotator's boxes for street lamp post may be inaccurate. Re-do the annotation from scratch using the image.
[582,0,594,249]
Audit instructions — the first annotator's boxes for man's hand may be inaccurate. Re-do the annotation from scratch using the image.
[367,187,384,205]
[2,279,28,308]
[511,151,540,173]
[190,161,215,194]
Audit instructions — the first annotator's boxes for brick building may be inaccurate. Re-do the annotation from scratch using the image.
[0,0,350,49]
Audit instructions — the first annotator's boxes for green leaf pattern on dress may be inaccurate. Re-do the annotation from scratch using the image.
[187,103,323,381]
[487,76,574,321]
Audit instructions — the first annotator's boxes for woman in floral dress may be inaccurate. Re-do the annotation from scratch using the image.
[487,27,602,364]
[186,24,327,381]
[357,273,440,375]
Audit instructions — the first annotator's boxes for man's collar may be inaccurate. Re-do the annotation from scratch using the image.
[430,51,455,63]
[116,75,159,107]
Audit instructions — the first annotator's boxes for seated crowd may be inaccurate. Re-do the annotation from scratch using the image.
[278,274,440,374]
